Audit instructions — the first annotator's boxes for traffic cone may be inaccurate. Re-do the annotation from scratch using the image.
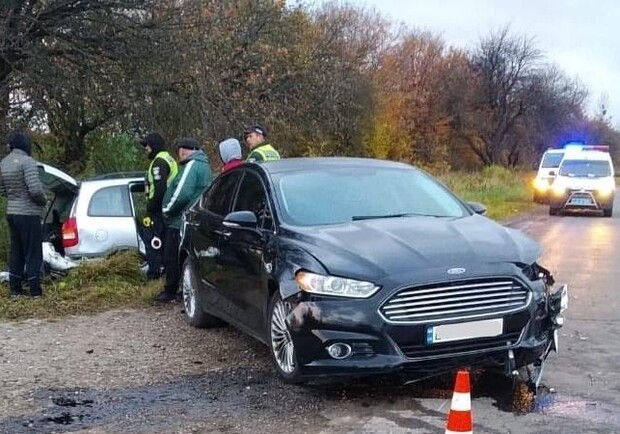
[445,369,473,434]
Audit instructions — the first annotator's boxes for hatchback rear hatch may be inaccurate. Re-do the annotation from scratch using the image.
[37,163,79,255]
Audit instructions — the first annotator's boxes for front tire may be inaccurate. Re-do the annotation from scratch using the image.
[268,293,303,384]
[181,257,222,328]
[549,206,560,216]
[603,206,613,217]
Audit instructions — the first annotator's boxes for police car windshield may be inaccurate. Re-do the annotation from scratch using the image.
[559,160,611,177]
[541,152,564,168]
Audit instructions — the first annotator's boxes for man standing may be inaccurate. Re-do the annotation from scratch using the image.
[243,124,280,162]
[140,132,178,279]
[156,138,212,303]
[0,131,47,297]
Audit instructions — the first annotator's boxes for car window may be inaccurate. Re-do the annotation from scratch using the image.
[233,172,273,230]
[559,160,611,177]
[204,172,242,216]
[88,185,132,217]
[274,167,467,226]
[540,152,564,168]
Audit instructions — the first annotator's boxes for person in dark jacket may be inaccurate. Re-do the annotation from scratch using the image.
[140,132,178,279]
[156,138,212,303]
[0,131,47,297]
[243,124,280,162]
[217,138,243,173]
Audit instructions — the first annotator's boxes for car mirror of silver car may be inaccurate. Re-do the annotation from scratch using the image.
[223,210,258,229]
[467,202,487,216]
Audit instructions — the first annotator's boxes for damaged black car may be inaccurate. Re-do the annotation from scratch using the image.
[179,158,568,386]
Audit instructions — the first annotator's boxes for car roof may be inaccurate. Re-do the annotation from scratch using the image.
[83,171,145,181]
[253,157,413,174]
[561,150,611,162]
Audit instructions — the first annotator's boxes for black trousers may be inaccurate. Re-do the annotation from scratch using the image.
[141,213,165,278]
[163,226,180,295]
[7,214,43,296]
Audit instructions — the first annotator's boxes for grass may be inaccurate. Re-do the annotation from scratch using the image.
[439,166,538,221]
[0,251,161,321]
[0,165,539,321]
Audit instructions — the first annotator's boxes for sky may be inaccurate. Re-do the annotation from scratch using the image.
[353,0,620,126]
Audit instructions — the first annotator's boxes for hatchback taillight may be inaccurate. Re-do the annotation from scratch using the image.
[61,217,79,248]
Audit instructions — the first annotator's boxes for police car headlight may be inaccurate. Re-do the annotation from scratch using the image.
[597,184,614,197]
[552,183,566,196]
[534,178,550,191]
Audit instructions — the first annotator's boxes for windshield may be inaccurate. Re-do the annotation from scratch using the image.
[274,166,468,226]
[541,152,564,168]
[559,160,611,177]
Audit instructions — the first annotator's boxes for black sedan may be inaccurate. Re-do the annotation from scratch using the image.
[178,157,568,385]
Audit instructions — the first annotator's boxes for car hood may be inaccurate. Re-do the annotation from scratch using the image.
[283,215,541,279]
[556,175,614,190]
[37,163,78,195]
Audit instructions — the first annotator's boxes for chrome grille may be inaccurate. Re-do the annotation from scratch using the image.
[380,278,529,323]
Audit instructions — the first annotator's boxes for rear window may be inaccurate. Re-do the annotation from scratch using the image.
[88,185,132,217]
[559,160,611,177]
[541,152,564,168]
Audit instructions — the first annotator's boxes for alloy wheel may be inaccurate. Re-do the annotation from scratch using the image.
[182,265,196,318]
[270,299,295,374]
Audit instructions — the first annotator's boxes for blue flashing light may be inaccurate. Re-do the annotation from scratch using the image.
[562,140,586,151]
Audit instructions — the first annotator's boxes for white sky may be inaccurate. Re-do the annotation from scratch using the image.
[351,0,620,127]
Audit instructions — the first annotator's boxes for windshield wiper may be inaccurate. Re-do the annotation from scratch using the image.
[352,213,435,221]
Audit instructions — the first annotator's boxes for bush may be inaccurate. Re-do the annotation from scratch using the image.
[83,132,149,177]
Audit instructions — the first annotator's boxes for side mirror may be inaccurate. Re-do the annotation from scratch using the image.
[468,202,487,216]
[549,170,556,176]
[223,210,257,228]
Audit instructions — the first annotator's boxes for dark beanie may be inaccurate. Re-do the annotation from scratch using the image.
[8,131,32,156]
[176,137,200,151]
[140,132,166,153]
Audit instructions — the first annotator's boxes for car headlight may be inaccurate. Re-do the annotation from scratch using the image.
[597,184,615,197]
[533,177,551,191]
[295,271,380,298]
[551,183,566,196]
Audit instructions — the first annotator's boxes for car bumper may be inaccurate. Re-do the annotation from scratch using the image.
[286,280,567,380]
[550,190,614,211]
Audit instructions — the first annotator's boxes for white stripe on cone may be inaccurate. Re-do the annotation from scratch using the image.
[446,430,473,434]
[450,391,471,412]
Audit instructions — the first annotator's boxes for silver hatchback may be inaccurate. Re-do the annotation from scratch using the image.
[38,164,146,259]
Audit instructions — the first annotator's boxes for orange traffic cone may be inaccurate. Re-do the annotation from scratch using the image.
[445,369,473,434]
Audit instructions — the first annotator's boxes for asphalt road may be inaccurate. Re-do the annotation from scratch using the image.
[1,200,619,434]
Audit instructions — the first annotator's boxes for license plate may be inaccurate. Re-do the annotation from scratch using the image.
[569,197,592,206]
[427,318,503,344]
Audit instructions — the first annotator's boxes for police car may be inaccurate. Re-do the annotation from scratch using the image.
[533,148,566,203]
[548,146,615,217]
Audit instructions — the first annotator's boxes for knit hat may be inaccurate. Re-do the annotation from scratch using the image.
[217,138,242,164]
[8,131,32,156]
[176,137,200,151]
[140,132,166,153]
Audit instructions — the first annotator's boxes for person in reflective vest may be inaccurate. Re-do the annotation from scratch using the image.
[243,124,280,162]
[140,132,178,279]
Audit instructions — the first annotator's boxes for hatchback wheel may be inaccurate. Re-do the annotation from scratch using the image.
[182,257,222,328]
[268,293,303,383]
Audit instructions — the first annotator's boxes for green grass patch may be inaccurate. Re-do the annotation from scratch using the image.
[438,166,537,221]
[0,252,161,321]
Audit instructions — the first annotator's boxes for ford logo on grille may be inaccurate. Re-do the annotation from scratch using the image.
[447,267,466,275]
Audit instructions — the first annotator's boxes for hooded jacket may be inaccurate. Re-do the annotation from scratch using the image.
[162,149,212,228]
[218,138,243,173]
[0,133,46,216]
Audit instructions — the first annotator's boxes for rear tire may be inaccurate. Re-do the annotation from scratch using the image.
[603,207,613,217]
[549,207,559,216]
[181,257,223,328]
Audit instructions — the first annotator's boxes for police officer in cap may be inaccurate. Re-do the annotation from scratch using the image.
[243,124,281,162]
[140,132,178,279]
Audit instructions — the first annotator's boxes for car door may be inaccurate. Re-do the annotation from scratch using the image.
[217,170,276,333]
[189,172,243,318]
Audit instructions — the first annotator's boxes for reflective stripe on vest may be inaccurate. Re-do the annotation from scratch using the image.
[147,151,178,199]
[248,144,280,162]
